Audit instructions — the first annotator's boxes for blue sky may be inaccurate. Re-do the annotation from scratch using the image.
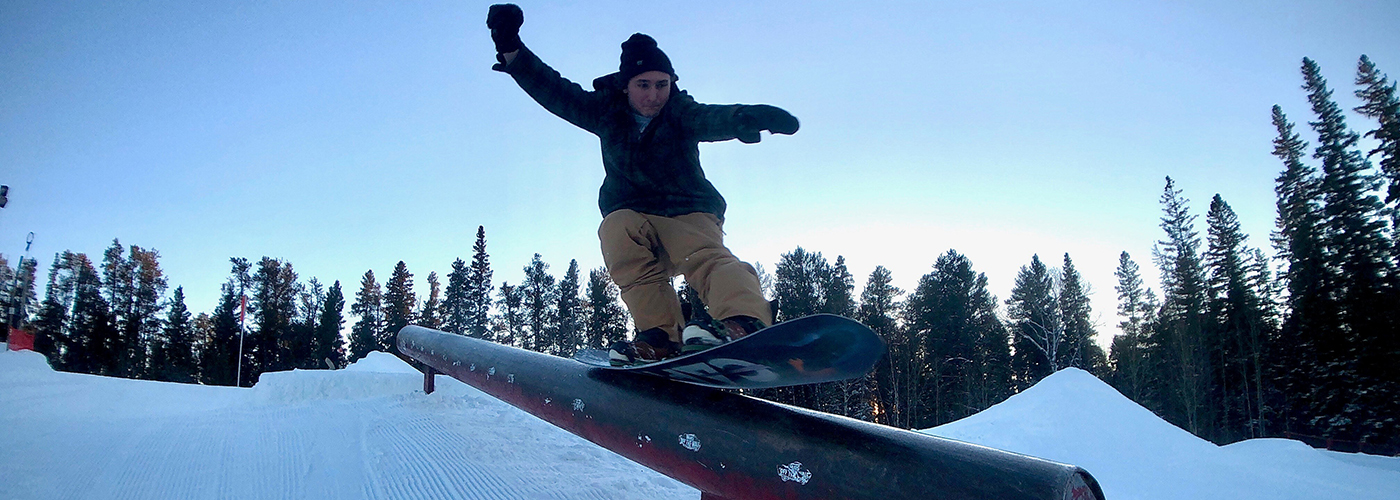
[3,1,1397,345]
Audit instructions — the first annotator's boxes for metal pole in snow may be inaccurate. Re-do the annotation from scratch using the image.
[236,295,247,387]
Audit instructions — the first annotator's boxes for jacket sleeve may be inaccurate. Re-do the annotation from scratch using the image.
[672,94,753,143]
[496,47,607,134]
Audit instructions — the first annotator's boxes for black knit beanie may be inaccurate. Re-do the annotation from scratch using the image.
[618,33,676,83]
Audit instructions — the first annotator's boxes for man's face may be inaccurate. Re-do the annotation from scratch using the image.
[625,70,672,118]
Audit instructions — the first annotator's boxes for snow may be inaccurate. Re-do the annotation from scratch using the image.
[924,368,1400,500]
[2,349,1395,499]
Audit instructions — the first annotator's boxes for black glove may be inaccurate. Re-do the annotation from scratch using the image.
[487,4,524,54]
[736,105,800,143]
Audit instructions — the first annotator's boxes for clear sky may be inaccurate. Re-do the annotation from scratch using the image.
[3,1,1397,348]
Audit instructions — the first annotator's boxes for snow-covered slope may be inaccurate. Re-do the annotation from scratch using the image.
[0,349,693,500]
[2,349,1396,500]
[924,368,1400,500]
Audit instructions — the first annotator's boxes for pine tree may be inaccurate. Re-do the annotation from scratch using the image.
[859,266,906,427]
[555,260,583,357]
[313,281,346,369]
[1006,254,1060,390]
[251,257,299,378]
[1303,57,1392,442]
[1058,253,1105,374]
[348,270,383,362]
[1354,55,1400,207]
[824,256,855,317]
[72,253,116,376]
[290,278,325,369]
[1204,194,1271,441]
[494,282,524,346]
[382,261,416,356]
[419,272,442,330]
[442,258,471,335]
[1152,176,1212,438]
[127,246,166,379]
[1109,252,1158,407]
[1269,104,1328,437]
[584,267,628,350]
[1352,55,1400,447]
[196,285,240,385]
[774,247,831,321]
[154,287,195,383]
[905,250,1009,428]
[817,255,863,418]
[520,254,557,353]
[100,240,133,376]
[467,226,495,339]
[33,253,76,369]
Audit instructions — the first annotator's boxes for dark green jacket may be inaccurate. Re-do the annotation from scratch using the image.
[498,47,757,219]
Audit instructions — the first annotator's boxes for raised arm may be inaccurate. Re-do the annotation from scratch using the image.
[487,4,606,133]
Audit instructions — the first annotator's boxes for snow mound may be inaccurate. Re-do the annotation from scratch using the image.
[0,348,56,374]
[344,351,420,374]
[924,368,1400,500]
[252,353,423,404]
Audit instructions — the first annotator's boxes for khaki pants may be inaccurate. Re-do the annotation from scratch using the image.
[599,209,772,343]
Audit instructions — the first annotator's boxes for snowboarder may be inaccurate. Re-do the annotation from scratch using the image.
[486,4,799,364]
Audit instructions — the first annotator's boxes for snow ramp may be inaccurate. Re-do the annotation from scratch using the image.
[926,368,1400,500]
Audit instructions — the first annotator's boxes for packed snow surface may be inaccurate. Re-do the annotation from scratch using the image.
[924,368,1399,500]
[2,349,1396,499]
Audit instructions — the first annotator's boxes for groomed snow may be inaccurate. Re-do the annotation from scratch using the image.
[924,368,1400,500]
[2,349,1396,499]
[0,348,694,499]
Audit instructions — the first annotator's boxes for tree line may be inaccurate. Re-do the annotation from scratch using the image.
[2,55,1395,451]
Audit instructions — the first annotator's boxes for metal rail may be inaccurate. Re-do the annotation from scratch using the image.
[399,326,1105,500]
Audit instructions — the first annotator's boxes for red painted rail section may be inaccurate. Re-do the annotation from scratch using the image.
[398,326,1106,500]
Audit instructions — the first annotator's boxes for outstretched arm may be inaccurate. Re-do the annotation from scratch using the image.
[486,4,604,133]
[679,99,801,144]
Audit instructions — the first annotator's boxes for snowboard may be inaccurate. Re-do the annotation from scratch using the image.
[574,313,885,389]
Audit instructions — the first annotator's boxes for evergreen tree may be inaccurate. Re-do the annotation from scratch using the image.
[313,281,346,369]
[1353,55,1400,208]
[904,250,1010,428]
[442,258,471,335]
[1352,55,1400,446]
[1109,252,1158,406]
[824,256,855,317]
[859,266,906,427]
[774,247,831,321]
[1204,194,1271,441]
[198,285,242,386]
[1006,254,1060,390]
[494,282,524,346]
[33,253,76,369]
[251,257,299,378]
[419,272,442,330]
[154,287,195,383]
[555,260,583,357]
[72,253,116,376]
[520,254,557,353]
[289,278,326,369]
[348,270,383,362]
[1058,253,1105,374]
[100,240,133,376]
[1269,104,1329,437]
[467,226,495,339]
[382,261,416,356]
[1152,176,1212,438]
[1303,57,1392,442]
[126,246,166,379]
[584,267,628,350]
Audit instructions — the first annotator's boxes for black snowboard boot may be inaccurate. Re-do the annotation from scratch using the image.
[608,327,681,366]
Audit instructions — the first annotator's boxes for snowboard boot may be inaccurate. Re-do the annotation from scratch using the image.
[681,315,767,353]
[608,327,681,366]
